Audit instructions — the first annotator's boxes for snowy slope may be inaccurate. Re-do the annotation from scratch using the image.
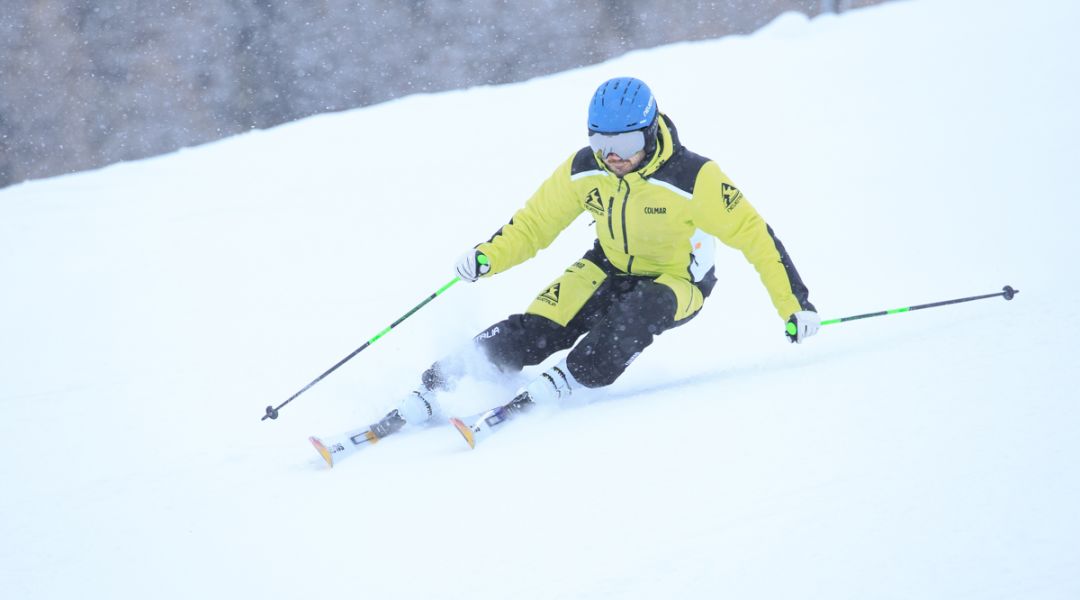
[2,0,1079,598]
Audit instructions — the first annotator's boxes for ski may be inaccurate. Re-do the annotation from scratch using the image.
[310,395,531,463]
[309,409,406,468]
[449,415,480,449]
[449,393,533,449]
[309,427,379,468]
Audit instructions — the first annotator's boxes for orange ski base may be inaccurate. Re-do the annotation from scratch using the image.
[449,417,476,449]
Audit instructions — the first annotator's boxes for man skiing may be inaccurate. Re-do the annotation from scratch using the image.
[370,76,820,447]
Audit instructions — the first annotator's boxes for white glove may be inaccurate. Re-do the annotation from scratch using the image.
[454,249,490,282]
[786,310,820,344]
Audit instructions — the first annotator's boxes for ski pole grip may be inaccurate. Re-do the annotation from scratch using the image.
[477,253,489,266]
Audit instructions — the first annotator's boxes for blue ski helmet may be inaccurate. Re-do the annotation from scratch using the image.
[588,77,657,133]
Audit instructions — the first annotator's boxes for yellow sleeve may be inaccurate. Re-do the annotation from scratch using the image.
[691,161,813,320]
[475,154,584,275]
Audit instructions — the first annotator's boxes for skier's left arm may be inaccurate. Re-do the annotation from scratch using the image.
[691,161,820,343]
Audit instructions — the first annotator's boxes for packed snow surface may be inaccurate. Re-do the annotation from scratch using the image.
[2,0,1078,597]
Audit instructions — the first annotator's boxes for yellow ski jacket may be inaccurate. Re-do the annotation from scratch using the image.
[476,115,814,321]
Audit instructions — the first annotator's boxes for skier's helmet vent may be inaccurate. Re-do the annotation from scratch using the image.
[588,77,658,134]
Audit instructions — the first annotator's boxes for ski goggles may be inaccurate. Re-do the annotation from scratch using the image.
[589,129,647,159]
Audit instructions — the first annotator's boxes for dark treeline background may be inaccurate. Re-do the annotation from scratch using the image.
[0,0,884,189]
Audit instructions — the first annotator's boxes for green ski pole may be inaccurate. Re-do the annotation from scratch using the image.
[787,284,1019,337]
[262,256,488,421]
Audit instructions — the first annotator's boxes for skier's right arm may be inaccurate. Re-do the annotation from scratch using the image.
[466,154,584,278]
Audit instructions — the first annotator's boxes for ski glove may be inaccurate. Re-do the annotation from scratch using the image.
[786,310,821,344]
[454,250,490,282]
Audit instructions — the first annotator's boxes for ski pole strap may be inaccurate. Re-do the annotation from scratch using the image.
[788,285,1019,335]
[262,275,463,421]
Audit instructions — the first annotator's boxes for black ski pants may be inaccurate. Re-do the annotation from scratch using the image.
[470,242,715,388]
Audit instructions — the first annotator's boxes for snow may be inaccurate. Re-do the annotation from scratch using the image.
[2,0,1079,597]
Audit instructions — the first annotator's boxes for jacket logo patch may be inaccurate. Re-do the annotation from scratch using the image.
[644,207,667,214]
[584,188,606,216]
[722,183,743,212]
[538,283,561,306]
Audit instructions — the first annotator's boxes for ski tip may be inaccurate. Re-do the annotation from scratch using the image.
[309,436,334,468]
[449,417,476,449]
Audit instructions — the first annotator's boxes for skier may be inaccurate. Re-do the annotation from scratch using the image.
[369,76,819,445]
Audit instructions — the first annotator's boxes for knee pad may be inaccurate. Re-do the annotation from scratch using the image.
[616,281,677,333]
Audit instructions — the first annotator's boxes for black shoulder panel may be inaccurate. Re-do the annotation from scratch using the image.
[649,148,710,196]
[570,147,600,176]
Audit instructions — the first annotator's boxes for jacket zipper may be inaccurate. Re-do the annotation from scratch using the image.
[619,179,630,255]
[607,196,615,240]
[607,178,634,272]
